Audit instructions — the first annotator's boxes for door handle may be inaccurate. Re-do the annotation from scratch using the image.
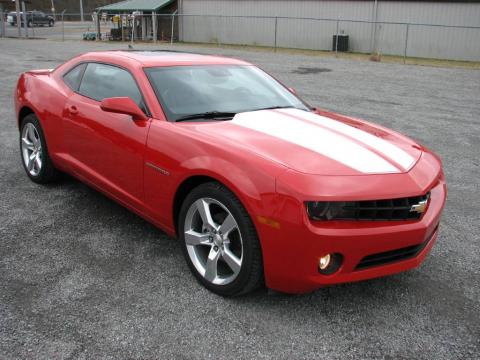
[68,105,78,115]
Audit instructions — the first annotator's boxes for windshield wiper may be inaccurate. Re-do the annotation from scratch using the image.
[252,105,297,111]
[254,105,313,113]
[175,111,237,122]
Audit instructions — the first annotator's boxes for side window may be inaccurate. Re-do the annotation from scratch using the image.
[63,63,86,91]
[78,63,143,109]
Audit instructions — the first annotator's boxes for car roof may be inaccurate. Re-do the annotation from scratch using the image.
[81,50,252,67]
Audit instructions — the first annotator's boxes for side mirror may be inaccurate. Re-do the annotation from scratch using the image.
[288,87,297,95]
[100,97,147,121]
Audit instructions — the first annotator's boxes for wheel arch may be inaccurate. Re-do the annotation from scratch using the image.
[171,166,268,239]
[172,175,217,237]
[16,105,60,171]
[18,106,35,129]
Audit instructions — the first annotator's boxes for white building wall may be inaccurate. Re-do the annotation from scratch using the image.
[180,0,374,19]
[376,2,480,26]
[178,0,480,61]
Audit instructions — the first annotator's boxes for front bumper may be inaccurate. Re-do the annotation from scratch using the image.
[258,177,446,294]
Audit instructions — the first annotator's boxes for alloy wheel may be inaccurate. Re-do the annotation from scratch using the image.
[184,197,243,285]
[21,123,42,176]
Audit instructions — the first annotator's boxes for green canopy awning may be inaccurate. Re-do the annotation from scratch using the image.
[96,0,174,13]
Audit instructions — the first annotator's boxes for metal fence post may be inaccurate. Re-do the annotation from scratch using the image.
[21,1,27,38]
[61,10,65,41]
[0,4,4,38]
[370,0,378,53]
[141,14,146,40]
[121,14,125,42]
[51,0,56,21]
[216,15,220,46]
[152,13,157,43]
[274,17,278,52]
[80,0,84,22]
[95,11,101,41]
[171,10,177,44]
[31,12,34,37]
[335,19,339,57]
[403,23,409,64]
[15,0,21,37]
[131,14,135,46]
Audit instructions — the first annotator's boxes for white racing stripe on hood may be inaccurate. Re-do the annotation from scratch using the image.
[282,109,416,171]
[232,109,402,174]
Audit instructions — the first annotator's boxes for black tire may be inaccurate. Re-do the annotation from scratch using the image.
[48,20,54,27]
[178,182,264,296]
[19,114,60,184]
[27,20,32,28]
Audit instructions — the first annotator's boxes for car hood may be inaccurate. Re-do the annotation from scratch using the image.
[192,108,423,176]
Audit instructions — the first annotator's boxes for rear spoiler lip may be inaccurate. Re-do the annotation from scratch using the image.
[26,69,54,76]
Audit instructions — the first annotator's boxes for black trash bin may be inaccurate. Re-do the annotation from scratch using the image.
[332,35,349,52]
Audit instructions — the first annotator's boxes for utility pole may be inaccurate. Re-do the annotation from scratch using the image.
[0,3,5,38]
[51,0,56,20]
[15,0,21,37]
[79,0,84,22]
[21,0,27,38]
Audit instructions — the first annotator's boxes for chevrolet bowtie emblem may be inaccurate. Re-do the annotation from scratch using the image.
[410,199,428,214]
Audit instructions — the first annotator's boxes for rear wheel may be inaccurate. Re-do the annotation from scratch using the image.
[20,114,59,183]
[48,20,54,27]
[178,182,263,296]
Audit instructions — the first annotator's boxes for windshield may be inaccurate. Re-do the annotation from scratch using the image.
[144,65,310,121]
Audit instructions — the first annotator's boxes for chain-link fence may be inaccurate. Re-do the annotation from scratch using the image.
[174,14,480,62]
[0,13,102,41]
[1,12,479,62]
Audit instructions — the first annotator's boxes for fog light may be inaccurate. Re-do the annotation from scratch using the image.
[318,253,343,275]
[319,254,331,270]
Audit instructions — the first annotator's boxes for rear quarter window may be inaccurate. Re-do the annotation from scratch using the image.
[63,63,86,91]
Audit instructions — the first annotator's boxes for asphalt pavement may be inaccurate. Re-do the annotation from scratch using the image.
[0,38,479,359]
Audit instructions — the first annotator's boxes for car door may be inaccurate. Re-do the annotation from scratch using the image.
[63,62,151,209]
[35,12,44,25]
[31,11,39,26]
[41,12,49,25]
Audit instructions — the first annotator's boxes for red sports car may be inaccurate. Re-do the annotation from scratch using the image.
[15,51,446,296]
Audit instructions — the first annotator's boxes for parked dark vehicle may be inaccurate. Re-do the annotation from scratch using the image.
[7,11,54,27]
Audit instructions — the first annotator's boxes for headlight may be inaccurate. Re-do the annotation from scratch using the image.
[306,201,348,220]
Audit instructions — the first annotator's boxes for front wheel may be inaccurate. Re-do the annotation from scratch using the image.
[48,20,54,27]
[20,114,60,183]
[178,182,263,296]
[27,20,32,27]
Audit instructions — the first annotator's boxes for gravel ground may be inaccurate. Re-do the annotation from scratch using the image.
[0,38,479,360]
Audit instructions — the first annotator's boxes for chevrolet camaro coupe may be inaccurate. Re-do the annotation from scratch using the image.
[15,51,447,296]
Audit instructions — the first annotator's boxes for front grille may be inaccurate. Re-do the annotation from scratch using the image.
[337,193,430,221]
[355,225,437,270]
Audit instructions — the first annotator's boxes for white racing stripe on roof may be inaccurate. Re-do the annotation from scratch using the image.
[232,110,401,174]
